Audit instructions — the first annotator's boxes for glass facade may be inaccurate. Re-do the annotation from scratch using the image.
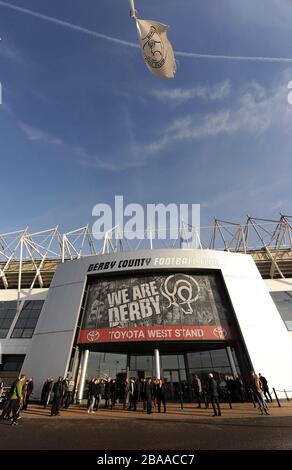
[270,291,292,331]
[0,301,17,338]
[129,355,153,378]
[187,348,238,383]
[84,347,241,402]
[11,300,44,339]
[87,352,127,382]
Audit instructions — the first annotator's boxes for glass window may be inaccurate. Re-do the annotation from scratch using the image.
[270,291,292,331]
[161,354,183,370]
[22,329,34,338]
[0,301,17,338]
[210,349,230,368]
[0,329,9,339]
[0,354,25,372]
[10,329,23,338]
[130,355,153,371]
[10,300,44,339]
[188,348,240,384]
[188,351,212,370]
[87,352,127,381]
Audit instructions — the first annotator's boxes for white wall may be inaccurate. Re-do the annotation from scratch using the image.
[20,276,86,398]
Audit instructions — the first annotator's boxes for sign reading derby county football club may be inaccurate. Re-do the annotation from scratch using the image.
[79,273,234,344]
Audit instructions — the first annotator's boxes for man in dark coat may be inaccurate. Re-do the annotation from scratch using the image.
[128,379,136,411]
[23,378,34,410]
[134,378,141,408]
[123,378,130,409]
[110,379,117,409]
[145,378,153,414]
[141,378,146,411]
[51,377,63,416]
[156,379,166,413]
[193,375,203,408]
[208,373,221,416]
[43,378,54,409]
[104,378,111,409]
[259,373,272,403]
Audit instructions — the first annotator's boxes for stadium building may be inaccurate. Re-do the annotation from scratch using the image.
[1,216,292,402]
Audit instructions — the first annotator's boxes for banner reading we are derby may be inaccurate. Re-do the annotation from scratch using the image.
[78,273,234,343]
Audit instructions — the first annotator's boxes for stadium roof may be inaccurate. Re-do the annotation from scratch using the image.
[1,215,292,291]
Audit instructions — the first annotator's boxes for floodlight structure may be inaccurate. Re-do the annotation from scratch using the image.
[210,215,292,278]
[1,216,292,302]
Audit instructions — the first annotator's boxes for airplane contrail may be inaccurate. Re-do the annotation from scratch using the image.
[1,0,292,64]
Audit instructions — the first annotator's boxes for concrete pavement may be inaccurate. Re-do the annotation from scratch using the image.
[1,401,292,450]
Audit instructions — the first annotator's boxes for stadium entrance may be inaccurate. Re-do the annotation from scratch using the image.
[72,269,252,402]
[79,343,244,402]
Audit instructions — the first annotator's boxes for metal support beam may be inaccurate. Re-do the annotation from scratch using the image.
[154,349,161,380]
[77,349,89,402]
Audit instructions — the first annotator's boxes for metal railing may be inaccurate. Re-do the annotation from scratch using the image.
[250,387,292,408]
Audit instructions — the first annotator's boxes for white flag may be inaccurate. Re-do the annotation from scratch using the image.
[135,19,176,79]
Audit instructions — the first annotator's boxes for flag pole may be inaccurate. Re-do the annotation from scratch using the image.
[129,0,137,19]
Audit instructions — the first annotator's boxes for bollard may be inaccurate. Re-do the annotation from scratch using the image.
[273,388,281,407]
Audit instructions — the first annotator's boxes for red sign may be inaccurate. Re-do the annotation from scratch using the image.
[79,325,232,344]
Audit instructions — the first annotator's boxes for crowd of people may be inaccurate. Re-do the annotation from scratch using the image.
[192,372,272,416]
[84,377,167,415]
[0,371,273,425]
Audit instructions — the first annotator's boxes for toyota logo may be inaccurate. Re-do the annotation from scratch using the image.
[86,330,100,342]
[213,327,227,339]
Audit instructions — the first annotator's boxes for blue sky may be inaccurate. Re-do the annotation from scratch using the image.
[0,0,292,236]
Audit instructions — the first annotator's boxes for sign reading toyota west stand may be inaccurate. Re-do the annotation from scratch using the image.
[78,271,234,344]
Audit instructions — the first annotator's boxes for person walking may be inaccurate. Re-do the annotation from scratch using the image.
[104,378,111,409]
[145,378,153,415]
[250,371,270,415]
[46,378,54,408]
[64,378,75,409]
[10,374,26,426]
[51,377,63,416]
[134,378,141,408]
[23,377,34,410]
[61,378,68,408]
[208,373,221,416]
[95,379,102,411]
[193,375,203,408]
[259,373,272,403]
[156,379,166,413]
[110,379,117,409]
[140,378,147,411]
[123,378,130,410]
[128,378,136,411]
[21,379,28,410]
[87,379,98,414]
